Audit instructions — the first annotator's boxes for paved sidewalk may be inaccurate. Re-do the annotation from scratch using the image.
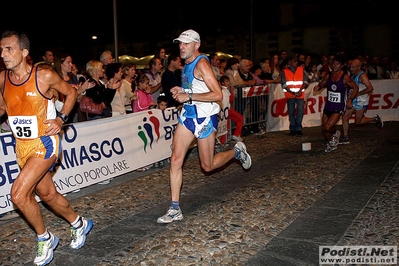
[1,122,398,266]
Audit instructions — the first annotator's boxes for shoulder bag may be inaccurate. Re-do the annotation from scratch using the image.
[79,95,105,116]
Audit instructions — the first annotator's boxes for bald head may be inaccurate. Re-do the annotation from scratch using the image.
[350,58,363,75]
[351,59,362,67]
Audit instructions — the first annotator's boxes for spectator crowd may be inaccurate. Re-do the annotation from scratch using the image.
[0,47,394,161]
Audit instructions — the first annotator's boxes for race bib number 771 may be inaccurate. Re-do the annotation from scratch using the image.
[327,91,341,103]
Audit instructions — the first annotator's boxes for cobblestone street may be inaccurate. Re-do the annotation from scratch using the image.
[1,122,398,266]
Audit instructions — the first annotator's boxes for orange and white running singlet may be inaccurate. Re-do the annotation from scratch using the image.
[3,66,60,168]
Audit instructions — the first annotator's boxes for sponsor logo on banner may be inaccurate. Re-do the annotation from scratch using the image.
[137,110,161,152]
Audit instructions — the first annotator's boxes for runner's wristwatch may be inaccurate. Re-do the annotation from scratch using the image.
[57,112,68,123]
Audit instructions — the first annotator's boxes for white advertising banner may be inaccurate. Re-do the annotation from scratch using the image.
[267,80,399,132]
[0,108,179,213]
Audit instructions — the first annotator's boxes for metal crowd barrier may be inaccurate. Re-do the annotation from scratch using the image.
[231,85,269,135]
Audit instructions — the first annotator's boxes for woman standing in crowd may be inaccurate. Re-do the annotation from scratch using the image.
[224,57,241,87]
[120,63,138,112]
[219,58,227,76]
[154,47,167,75]
[52,53,94,123]
[269,53,282,83]
[106,63,128,116]
[84,60,119,120]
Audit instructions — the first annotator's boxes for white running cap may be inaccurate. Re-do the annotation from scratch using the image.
[173,29,201,43]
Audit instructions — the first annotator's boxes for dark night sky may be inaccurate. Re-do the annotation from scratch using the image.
[0,1,255,63]
[0,1,394,64]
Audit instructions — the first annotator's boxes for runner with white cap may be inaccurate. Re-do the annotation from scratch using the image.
[157,29,252,224]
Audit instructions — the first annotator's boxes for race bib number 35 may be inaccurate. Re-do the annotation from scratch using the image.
[8,116,39,139]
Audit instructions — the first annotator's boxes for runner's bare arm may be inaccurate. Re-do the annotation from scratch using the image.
[36,66,77,133]
[314,74,328,91]
[359,73,373,95]
[344,74,359,99]
[193,58,222,102]
[0,94,5,117]
[37,66,77,117]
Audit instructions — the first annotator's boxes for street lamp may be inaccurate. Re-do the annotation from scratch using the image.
[113,0,118,62]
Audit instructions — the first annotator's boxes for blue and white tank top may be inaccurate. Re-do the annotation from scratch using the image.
[180,54,220,118]
[351,71,369,108]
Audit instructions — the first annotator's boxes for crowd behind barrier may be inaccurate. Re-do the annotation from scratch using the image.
[1,80,398,214]
[266,80,399,132]
[225,80,399,134]
[216,85,269,139]
[236,85,269,131]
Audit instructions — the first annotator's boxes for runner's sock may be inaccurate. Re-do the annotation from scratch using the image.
[71,216,83,228]
[37,229,50,240]
[172,201,179,210]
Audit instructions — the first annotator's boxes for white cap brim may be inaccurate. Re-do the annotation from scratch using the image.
[173,37,199,43]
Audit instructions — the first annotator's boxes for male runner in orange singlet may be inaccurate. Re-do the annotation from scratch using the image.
[0,30,93,266]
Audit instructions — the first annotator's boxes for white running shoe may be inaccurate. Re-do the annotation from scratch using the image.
[234,141,252,169]
[325,144,338,153]
[70,217,93,249]
[330,130,341,146]
[157,207,183,224]
[34,232,59,266]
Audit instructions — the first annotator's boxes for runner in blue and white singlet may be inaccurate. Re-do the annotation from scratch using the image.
[157,29,252,224]
[351,70,369,110]
[339,58,383,145]
[179,54,220,138]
